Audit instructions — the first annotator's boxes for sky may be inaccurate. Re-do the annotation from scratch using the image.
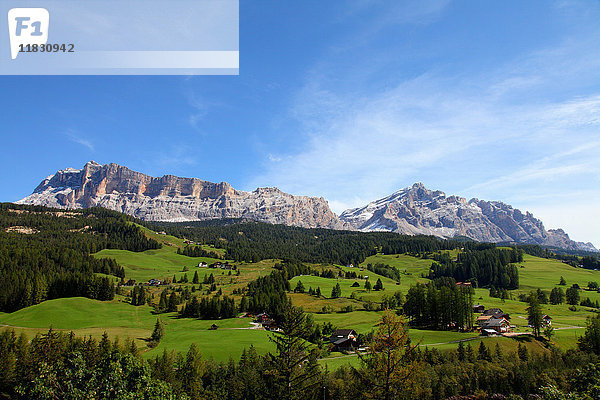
[1,0,599,247]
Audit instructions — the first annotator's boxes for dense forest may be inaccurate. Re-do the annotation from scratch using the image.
[149,220,498,265]
[428,248,522,289]
[0,204,160,311]
[403,281,474,330]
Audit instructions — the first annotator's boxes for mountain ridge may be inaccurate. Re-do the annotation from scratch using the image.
[17,162,597,252]
[339,182,597,253]
[18,161,348,230]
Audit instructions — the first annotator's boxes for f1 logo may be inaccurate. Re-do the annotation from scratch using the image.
[7,8,49,60]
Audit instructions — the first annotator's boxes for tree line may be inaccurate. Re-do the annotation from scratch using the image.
[403,281,474,330]
[0,204,159,311]
[148,220,491,265]
[428,248,522,289]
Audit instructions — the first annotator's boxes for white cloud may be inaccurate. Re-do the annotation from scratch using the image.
[250,1,600,246]
[65,129,94,152]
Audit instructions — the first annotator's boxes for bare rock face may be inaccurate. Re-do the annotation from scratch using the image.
[340,183,597,252]
[18,163,596,252]
[18,161,348,230]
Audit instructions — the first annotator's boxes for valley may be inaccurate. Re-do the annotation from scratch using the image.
[2,220,598,369]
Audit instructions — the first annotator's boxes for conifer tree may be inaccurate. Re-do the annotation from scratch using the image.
[357,311,420,400]
[266,304,320,400]
[150,318,165,343]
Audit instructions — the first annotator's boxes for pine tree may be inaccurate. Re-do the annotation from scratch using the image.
[517,342,528,361]
[157,290,168,312]
[559,276,567,285]
[294,280,305,293]
[331,283,341,298]
[457,341,465,361]
[167,292,179,313]
[365,280,372,292]
[527,292,543,337]
[477,342,490,361]
[357,311,420,400]
[151,318,165,343]
[266,304,320,400]
[374,278,384,291]
[315,287,321,297]
[193,271,199,284]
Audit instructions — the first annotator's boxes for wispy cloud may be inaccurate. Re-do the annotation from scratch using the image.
[249,0,600,246]
[186,92,209,131]
[65,129,95,152]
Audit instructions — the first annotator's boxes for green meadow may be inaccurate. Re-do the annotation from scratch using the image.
[3,239,600,369]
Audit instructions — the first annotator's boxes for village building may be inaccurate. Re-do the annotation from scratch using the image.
[473,304,485,313]
[209,324,218,330]
[329,329,358,351]
[255,313,270,323]
[198,262,208,268]
[476,315,493,326]
[482,308,510,320]
[263,320,279,331]
[542,315,552,327]
[480,317,511,335]
[147,279,163,286]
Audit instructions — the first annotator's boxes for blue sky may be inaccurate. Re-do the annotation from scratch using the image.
[1,0,599,247]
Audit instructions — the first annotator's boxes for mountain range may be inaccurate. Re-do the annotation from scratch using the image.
[17,161,597,252]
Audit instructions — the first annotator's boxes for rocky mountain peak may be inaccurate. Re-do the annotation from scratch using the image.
[340,183,597,252]
[18,162,349,230]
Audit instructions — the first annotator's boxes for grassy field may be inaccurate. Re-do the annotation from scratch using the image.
[0,296,273,362]
[3,242,600,369]
[0,297,155,348]
[94,225,225,283]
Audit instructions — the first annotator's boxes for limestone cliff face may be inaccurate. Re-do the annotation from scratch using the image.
[340,183,597,252]
[19,161,348,229]
[18,163,597,252]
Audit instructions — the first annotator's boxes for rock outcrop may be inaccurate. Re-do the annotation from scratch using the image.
[340,183,597,252]
[18,163,596,252]
[18,161,348,229]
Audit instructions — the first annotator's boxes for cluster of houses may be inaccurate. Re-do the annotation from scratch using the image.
[198,262,235,270]
[251,313,279,331]
[121,278,166,286]
[474,305,552,336]
[183,239,202,245]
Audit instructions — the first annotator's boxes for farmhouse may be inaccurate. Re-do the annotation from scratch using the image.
[255,313,270,323]
[542,315,552,327]
[198,262,208,268]
[480,317,511,334]
[473,304,485,313]
[329,329,357,351]
[456,282,472,288]
[147,279,163,286]
[482,308,510,320]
